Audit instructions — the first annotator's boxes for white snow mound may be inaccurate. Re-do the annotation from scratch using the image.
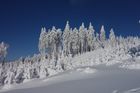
[83,67,96,74]
[76,67,96,74]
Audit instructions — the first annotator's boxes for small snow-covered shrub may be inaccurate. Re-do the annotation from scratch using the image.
[129,45,140,57]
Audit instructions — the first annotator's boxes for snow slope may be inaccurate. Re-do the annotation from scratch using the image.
[1,65,140,93]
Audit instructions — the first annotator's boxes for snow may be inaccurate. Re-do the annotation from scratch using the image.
[122,64,140,70]
[124,88,140,93]
[112,87,140,93]
[47,68,58,76]
[83,67,96,74]
[76,67,96,73]
[0,67,97,93]
[120,57,140,70]
[1,65,140,93]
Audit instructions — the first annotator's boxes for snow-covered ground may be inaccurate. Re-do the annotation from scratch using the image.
[1,64,140,93]
[120,57,140,70]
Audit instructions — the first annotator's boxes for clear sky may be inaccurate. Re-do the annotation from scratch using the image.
[0,0,140,60]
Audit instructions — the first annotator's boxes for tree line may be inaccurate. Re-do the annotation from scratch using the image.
[38,21,116,60]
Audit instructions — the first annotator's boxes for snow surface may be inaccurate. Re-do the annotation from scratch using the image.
[1,65,140,93]
[120,57,140,70]
[0,67,97,93]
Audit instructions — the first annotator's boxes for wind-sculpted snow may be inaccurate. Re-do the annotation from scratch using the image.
[112,88,140,93]
[123,88,140,93]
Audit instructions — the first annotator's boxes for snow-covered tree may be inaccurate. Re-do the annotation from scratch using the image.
[4,70,15,85]
[129,45,140,58]
[55,28,62,59]
[63,21,71,56]
[109,28,116,47]
[71,28,79,55]
[79,22,86,53]
[67,28,73,55]
[99,25,106,48]
[0,42,9,63]
[39,61,48,78]
[87,22,95,51]
[38,27,47,57]
[94,33,101,49]
[49,26,57,56]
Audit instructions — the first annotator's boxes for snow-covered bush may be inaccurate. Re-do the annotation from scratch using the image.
[129,45,140,57]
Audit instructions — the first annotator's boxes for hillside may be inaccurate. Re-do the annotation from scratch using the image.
[0,23,140,93]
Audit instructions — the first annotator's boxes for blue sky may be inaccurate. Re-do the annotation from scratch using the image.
[0,0,140,60]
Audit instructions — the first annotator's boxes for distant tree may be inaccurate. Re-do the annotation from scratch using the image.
[71,28,79,55]
[63,21,71,56]
[38,27,47,57]
[94,33,101,49]
[55,28,62,58]
[0,42,9,63]
[49,26,57,57]
[99,25,106,48]
[79,22,86,53]
[109,28,116,47]
[45,29,51,59]
[50,27,62,60]
[87,22,95,51]
[67,28,73,55]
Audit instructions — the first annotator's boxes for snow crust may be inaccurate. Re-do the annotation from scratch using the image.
[112,87,140,93]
